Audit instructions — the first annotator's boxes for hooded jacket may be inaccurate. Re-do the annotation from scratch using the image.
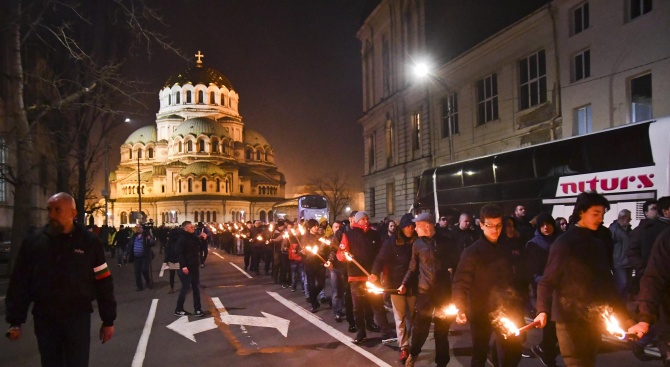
[372,231,417,293]
[337,222,382,282]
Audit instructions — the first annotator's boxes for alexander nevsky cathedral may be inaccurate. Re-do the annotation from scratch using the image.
[109,52,286,226]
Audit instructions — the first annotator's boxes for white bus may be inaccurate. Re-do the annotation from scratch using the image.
[414,118,670,227]
[272,195,330,222]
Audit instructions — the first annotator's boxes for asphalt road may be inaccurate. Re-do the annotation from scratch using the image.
[0,248,659,366]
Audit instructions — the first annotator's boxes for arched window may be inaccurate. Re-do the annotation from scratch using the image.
[260,210,266,222]
[186,90,192,103]
[138,149,143,159]
[213,211,217,222]
[199,140,205,152]
[225,179,229,193]
[194,211,199,222]
[198,90,204,104]
[221,94,226,107]
[187,141,193,152]
[178,141,183,152]
[202,178,207,192]
[178,179,182,193]
[148,148,154,158]
[265,151,269,161]
[141,186,144,194]
[231,210,236,222]
[256,150,261,161]
[175,92,180,104]
[210,91,215,104]
[120,212,128,224]
[216,178,221,192]
[245,149,252,160]
[212,140,219,153]
[188,178,192,192]
[168,94,172,105]
[206,211,211,222]
[129,149,133,159]
[268,210,274,222]
[200,211,204,221]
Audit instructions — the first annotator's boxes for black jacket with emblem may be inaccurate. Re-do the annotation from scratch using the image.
[175,228,201,271]
[5,223,117,326]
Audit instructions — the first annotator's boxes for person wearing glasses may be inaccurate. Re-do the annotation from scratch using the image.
[436,216,451,237]
[452,204,523,367]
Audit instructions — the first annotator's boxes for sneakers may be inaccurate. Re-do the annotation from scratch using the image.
[399,348,409,363]
[174,310,191,316]
[352,334,367,344]
[193,310,205,317]
[168,288,175,294]
[404,354,415,367]
[531,345,556,367]
[348,324,357,333]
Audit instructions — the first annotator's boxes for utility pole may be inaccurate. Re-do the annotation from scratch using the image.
[103,140,110,226]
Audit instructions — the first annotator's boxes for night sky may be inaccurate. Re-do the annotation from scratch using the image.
[117,1,369,193]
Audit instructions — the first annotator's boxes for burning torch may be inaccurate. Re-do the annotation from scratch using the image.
[343,251,371,277]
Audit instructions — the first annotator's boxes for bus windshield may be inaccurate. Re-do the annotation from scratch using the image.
[300,195,328,209]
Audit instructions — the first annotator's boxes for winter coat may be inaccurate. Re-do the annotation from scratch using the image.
[609,220,632,269]
[402,232,458,298]
[371,231,417,294]
[525,230,556,285]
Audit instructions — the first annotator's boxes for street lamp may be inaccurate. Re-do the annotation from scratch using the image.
[412,61,455,162]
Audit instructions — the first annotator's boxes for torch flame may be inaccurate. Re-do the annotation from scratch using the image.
[344,252,353,261]
[282,232,289,239]
[442,304,459,317]
[256,235,263,241]
[298,226,306,235]
[319,238,331,245]
[269,224,274,232]
[235,234,240,238]
[498,317,520,337]
[602,309,627,340]
[366,281,384,294]
[307,245,318,254]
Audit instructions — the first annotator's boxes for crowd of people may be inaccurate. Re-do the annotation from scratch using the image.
[6,191,670,367]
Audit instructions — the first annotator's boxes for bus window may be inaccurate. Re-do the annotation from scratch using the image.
[534,138,584,177]
[300,195,327,209]
[436,164,464,190]
[584,123,654,172]
[494,151,534,183]
[417,170,434,198]
[462,158,495,186]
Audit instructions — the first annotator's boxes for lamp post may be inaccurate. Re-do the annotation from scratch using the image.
[103,140,110,226]
[137,148,142,223]
[413,61,455,162]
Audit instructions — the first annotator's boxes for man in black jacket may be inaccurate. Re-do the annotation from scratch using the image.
[453,204,523,367]
[399,212,458,367]
[534,191,627,367]
[175,221,207,317]
[5,192,116,366]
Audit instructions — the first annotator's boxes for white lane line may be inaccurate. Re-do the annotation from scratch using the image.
[267,291,392,367]
[212,296,249,333]
[132,299,158,367]
[159,265,165,277]
[212,251,225,260]
[229,262,253,279]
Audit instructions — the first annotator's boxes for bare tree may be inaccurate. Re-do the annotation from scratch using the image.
[0,0,183,271]
[309,173,353,221]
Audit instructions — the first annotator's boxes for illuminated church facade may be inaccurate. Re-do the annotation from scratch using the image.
[109,52,286,225]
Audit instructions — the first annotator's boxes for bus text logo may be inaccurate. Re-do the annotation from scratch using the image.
[560,174,655,194]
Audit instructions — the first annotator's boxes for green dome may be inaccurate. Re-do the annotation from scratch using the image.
[164,65,234,90]
[124,126,157,145]
[243,129,271,147]
[179,162,227,177]
[171,117,230,139]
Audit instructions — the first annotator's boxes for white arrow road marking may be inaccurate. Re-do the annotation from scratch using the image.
[267,291,393,367]
[167,296,289,341]
[212,251,225,259]
[132,299,158,367]
[229,262,253,278]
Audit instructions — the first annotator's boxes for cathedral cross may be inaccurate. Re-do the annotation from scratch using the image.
[195,50,204,64]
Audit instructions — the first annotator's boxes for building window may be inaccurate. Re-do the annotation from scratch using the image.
[195,211,199,222]
[210,91,215,104]
[574,49,591,82]
[256,150,261,161]
[382,36,390,97]
[207,211,211,222]
[187,141,193,152]
[245,149,252,160]
[137,149,142,159]
[573,2,589,35]
[265,151,269,161]
[631,73,652,122]
[120,212,128,224]
[178,141,183,152]
[239,185,244,193]
[148,148,154,159]
[175,92,180,104]
[414,176,421,197]
[198,90,204,104]
[386,182,395,215]
[178,179,182,193]
[129,149,132,159]
[0,138,6,202]
[225,179,229,193]
[168,94,172,105]
[202,178,207,192]
[385,120,394,166]
[188,178,192,192]
[216,178,221,192]
[441,94,459,138]
[367,134,376,172]
[368,187,376,217]
[213,211,217,222]
[199,140,205,152]
[629,0,652,20]
[411,112,421,150]
[575,104,592,135]
[519,51,546,110]
[477,73,499,124]
[212,140,219,153]
[186,90,192,103]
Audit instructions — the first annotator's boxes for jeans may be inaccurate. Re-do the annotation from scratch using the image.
[391,294,416,349]
[176,269,202,312]
[410,293,450,366]
[330,267,346,315]
[470,315,522,367]
[350,281,391,338]
[279,253,291,285]
[290,261,304,289]
[539,320,559,362]
[116,245,126,265]
[133,255,151,289]
[34,313,91,367]
[613,267,633,303]
[305,261,326,308]
[555,321,600,367]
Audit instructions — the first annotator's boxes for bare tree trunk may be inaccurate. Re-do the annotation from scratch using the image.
[76,128,88,224]
[5,0,36,273]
